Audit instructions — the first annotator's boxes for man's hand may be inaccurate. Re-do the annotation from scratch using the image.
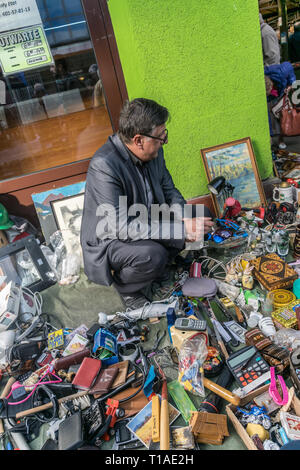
[183,217,214,242]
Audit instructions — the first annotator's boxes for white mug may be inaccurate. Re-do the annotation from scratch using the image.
[273,184,294,204]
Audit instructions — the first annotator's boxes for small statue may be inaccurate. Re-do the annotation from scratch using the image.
[242,263,254,290]
[225,262,239,285]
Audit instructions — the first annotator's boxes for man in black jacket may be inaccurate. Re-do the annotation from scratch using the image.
[80,98,213,308]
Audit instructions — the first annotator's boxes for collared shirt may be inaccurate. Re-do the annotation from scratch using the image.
[126,147,154,212]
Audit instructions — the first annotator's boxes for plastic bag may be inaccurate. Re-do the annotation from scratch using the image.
[47,231,81,285]
[273,328,300,351]
[178,334,208,396]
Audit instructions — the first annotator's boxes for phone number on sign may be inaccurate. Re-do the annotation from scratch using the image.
[2,6,30,15]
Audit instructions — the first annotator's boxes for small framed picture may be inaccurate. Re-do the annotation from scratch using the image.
[50,193,85,252]
[201,137,266,216]
[282,166,300,181]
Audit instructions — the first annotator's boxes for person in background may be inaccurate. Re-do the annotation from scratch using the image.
[265,61,297,149]
[260,13,281,66]
[288,22,300,63]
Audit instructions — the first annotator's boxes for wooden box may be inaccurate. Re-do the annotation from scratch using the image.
[250,253,298,291]
[189,411,229,445]
[226,385,300,450]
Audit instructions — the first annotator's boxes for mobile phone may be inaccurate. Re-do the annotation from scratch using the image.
[174,317,206,331]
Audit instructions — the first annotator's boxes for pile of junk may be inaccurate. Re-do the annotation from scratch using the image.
[2,170,300,451]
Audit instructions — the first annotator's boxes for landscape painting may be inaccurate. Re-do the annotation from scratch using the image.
[31,181,86,245]
[201,137,266,216]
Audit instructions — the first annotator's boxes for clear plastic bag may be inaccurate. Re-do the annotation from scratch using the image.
[273,328,300,351]
[47,231,81,285]
[178,334,208,396]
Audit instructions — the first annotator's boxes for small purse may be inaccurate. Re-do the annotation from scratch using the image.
[181,277,217,298]
[280,91,300,136]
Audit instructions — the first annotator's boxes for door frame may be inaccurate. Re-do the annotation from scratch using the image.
[0,0,128,225]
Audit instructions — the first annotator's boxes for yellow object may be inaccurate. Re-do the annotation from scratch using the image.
[241,259,249,271]
[267,289,296,310]
[169,315,208,351]
[272,299,300,329]
[246,423,269,441]
[151,395,160,443]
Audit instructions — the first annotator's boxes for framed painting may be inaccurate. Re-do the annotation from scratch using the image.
[201,137,266,216]
[50,193,85,253]
[31,181,86,245]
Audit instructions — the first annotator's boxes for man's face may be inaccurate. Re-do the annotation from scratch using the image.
[137,124,168,162]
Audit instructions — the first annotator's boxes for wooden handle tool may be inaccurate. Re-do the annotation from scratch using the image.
[0,377,16,435]
[203,377,241,406]
[151,394,160,443]
[159,380,170,450]
[15,390,88,419]
[234,304,245,324]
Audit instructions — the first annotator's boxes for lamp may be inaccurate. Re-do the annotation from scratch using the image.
[207,177,239,218]
[207,176,225,195]
[207,177,234,199]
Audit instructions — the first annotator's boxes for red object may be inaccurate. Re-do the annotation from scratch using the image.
[103,398,121,441]
[287,178,299,188]
[223,198,242,218]
[12,232,30,243]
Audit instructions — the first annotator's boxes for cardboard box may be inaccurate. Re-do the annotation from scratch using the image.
[226,385,300,450]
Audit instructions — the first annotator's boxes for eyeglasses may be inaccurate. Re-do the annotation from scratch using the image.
[141,128,168,144]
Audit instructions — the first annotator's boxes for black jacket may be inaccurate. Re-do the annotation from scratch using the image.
[80,133,186,286]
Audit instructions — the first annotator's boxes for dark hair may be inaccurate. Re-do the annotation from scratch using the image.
[118,98,169,143]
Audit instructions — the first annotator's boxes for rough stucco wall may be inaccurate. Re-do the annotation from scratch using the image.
[108,0,272,200]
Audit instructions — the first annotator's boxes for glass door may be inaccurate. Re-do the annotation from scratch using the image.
[0,0,116,181]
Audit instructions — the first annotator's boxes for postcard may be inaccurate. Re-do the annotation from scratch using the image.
[126,395,180,449]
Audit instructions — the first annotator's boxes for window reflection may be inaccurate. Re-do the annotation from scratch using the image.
[0,0,112,181]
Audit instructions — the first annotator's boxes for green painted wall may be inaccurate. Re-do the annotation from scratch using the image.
[108,0,273,201]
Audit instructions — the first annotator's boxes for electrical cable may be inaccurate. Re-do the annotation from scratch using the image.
[31,384,59,423]
[5,365,62,406]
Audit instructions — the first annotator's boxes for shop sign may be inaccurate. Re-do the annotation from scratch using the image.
[0,0,42,32]
[0,24,54,75]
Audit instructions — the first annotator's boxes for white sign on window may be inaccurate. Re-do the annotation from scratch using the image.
[0,0,42,32]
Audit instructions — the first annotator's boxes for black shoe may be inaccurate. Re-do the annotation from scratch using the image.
[119,292,150,310]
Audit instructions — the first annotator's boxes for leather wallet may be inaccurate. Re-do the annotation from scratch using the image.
[54,347,91,371]
[110,360,129,389]
[89,366,119,395]
[72,357,102,390]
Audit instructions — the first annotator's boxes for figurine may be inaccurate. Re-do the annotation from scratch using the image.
[242,263,254,290]
[225,262,239,285]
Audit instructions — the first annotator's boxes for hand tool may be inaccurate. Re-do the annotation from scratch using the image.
[154,357,170,450]
[151,394,160,443]
[202,376,240,406]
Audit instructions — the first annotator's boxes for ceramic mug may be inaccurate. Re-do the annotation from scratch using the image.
[273,183,294,204]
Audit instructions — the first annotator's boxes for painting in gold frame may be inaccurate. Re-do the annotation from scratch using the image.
[201,137,267,216]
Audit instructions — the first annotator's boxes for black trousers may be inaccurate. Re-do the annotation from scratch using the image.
[107,204,212,295]
[107,239,182,294]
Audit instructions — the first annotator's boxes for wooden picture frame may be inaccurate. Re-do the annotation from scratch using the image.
[282,165,300,181]
[201,137,267,216]
[50,193,85,253]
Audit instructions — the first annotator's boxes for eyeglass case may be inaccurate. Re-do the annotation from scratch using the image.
[182,277,217,298]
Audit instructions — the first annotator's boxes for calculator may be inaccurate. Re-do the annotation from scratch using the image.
[226,345,270,388]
